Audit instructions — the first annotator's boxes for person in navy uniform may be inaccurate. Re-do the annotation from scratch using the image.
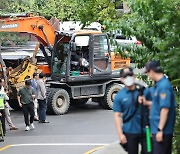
[143,86,154,110]
[143,60,176,154]
[113,67,148,154]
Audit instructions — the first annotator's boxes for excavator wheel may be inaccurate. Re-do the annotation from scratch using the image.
[47,88,70,115]
[98,84,122,109]
[46,88,57,113]
[46,88,53,99]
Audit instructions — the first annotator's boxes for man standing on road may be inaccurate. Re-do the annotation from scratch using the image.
[37,73,49,123]
[31,73,39,121]
[17,80,35,131]
[0,79,18,130]
[113,67,148,154]
[143,60,176,154]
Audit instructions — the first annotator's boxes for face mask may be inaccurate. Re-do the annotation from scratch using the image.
[123,76,134,86]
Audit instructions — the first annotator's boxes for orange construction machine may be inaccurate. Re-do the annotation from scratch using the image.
[0,13,129,114]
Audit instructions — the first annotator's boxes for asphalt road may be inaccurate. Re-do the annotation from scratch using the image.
[0,101,118,154]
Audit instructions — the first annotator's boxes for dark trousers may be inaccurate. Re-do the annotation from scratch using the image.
[22,103,34,126]
[124,133,149,154]
[0,110,6,135]
[152,134,173,154]
[38,99,47,122]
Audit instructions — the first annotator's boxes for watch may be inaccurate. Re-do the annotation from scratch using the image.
[158,128,163,132]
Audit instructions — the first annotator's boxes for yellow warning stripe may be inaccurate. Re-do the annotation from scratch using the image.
[0,145,11,152]
[84,145,105,154]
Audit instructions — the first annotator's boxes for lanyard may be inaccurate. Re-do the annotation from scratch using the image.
[123,90,139,123]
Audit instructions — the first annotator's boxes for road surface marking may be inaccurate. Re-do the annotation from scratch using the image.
[0,143,108,152]
[0,145,11,152]
[11,143,108,146]
[84,146,105,154]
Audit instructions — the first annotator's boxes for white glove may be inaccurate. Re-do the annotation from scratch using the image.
[81,58,89,67]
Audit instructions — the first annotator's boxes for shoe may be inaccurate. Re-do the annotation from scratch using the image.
[0,139,4,142]
[43,120,49,123]
[10,126,18,130]
[34,118,39,121]
[40,120,49,123]
[30,123,35,130]
[25,126,30,131]
[39,120,43,123]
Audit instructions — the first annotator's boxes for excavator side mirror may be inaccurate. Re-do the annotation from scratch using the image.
[71,42,76,52]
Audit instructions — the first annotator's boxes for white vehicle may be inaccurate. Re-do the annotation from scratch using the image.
[114,34,141,46]
[60,21,81,31]
[60,21,102,32]
[83,22,102,31]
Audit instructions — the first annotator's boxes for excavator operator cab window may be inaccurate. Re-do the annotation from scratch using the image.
[70,45,89,74]
[70,35,90,76]
[52,43,68,75]
[71,46,82,71]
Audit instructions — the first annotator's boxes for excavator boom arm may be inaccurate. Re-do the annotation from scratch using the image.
[0,14,56,46]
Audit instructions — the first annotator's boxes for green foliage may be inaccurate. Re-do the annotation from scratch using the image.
[0,32,29,46]
[173,97,180,154]
[105,0,180,81]
[172,79,180,88]
[171,79,180,154]
[0,0,77,20]
[76,0,117,26]
[0,0,117,22]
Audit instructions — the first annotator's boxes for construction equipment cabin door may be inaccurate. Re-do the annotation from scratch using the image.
[92,34,111,75]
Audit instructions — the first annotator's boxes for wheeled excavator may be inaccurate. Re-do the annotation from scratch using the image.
[0,13,130,114]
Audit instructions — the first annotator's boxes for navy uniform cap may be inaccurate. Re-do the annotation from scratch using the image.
[145,60,162,73]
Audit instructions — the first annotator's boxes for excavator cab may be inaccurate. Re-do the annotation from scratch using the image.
[51,31,112,82]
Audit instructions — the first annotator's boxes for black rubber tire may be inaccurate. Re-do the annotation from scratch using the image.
[46,88,57,113]
[46,88,55,98]
[99,84,122,109]
[47,88,70,115]
[70,98,88,106]
[8,99,21,110]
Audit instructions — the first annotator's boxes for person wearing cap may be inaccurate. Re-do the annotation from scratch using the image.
[113,67,148,154]
[143,60,176,154]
